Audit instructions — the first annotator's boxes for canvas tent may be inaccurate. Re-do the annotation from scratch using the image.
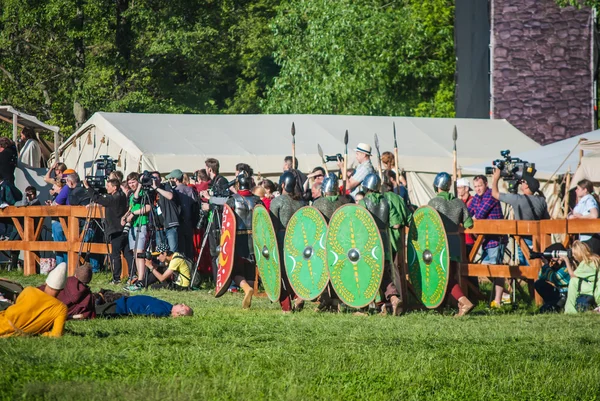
[55,113,540,205]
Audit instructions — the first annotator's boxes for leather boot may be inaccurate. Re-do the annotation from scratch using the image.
[240,282,254,309]
[456,296,474,317]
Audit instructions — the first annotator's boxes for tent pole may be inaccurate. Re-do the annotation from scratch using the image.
[563,169,571,218]
[54,130,60,162]
[541,138,583,192]
[12,113,18,145]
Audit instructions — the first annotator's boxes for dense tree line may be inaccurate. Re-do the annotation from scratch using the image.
[0,0,455,137]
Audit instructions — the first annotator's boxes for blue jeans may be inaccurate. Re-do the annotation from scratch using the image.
[518,237,533,266]
[482,244,505,265]
[83,227,100,272]
[164,226,179,252]
[51,220,67,265]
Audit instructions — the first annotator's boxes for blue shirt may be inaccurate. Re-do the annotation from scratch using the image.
[115,295,173,317]
[55,185,70,205]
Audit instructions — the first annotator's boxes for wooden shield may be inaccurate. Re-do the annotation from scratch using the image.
[215,204,236,298]
[326,204,384,308]
[252,204,281,302]
[284,207,329,301]
[406,206,450,309]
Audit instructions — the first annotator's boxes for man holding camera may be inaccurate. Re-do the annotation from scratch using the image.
[337,143,374,199]
[168,169,197,259]
[122,172,151,290]
[84,177,130,284]
[491,167,549,266]
[150,171,180,253]
[534,243,571,312]
[141,243,192,291]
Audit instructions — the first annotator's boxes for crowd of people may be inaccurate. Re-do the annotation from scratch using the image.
[1,135,600,337]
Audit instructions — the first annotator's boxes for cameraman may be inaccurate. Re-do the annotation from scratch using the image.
[491,167,549,266]
[122,172,151,290]
[150,171,180,253]
[84,178,130,284]
[534,243,570,313]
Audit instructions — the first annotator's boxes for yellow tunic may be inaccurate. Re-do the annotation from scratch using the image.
[0,287,68,338]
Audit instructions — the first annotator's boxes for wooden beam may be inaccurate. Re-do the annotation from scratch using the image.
[461,263,538,280]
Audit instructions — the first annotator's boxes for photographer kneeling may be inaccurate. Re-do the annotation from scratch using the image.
[562,241,600,313]
[534,243,571,313]
[141,243,192,291]
[84,178,130,284]
[491,167,549,266]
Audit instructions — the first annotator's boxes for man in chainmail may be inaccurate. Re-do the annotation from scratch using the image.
[427,172,474,317]
[312,173,350,222]
[358,173,402,316]
[225,173,262,309]
[270,171,306,312]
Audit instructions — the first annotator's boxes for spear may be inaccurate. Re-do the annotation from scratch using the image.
[317,144,329,175]
[393,122,400,188]
[374,133,384,182]
[342,130,348,194]
[291,122,296,171]
[452,125,458,197]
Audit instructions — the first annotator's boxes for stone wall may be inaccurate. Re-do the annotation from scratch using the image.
[492,0,594,144]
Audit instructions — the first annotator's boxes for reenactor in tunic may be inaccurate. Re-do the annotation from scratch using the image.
[270,171,305,312]
[358,174,402,315]
[427,172,474,317]
[225,174,262,309]
[311,173,350,222]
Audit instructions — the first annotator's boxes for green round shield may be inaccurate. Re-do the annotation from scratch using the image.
[326,204,384,308]
[284,207,329,301]
[252,204,281,302]
[406,206,450,309]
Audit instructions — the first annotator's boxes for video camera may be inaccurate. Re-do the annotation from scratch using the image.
[324,153,343,163]
[85,155,116,192]
[485,150,537,194]
[140,170,155,189]
[530,249,572,260]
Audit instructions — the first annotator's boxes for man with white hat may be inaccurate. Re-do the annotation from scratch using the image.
[0,263,68,337]
[338,142,375,198]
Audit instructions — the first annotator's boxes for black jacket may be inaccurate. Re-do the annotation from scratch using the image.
[69,186,91,206]
[88,187,128,236]
[155,185,180,229]
[0,146,17,184]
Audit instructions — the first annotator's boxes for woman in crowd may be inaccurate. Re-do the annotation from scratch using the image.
[562,241,600,313]
[260,179,276,210]
[568,179,600,254]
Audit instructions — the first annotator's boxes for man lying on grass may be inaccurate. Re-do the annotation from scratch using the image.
[96,294,193,318]
[0,263,68,337]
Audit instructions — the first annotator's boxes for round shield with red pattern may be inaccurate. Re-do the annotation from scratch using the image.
[215,204,236,298]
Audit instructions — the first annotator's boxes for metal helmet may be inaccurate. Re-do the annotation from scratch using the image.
[237,174,251,190]
[361,173,381,193]
[279,171,296,194]
[321,173,339,195]
[433,172,452,192]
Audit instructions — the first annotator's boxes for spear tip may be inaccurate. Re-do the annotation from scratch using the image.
[452,125,457,141]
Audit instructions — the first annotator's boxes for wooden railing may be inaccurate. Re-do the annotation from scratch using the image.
[0,206,112,276]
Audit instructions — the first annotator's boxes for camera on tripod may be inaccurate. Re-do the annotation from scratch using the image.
[484,150,537,194]
[530,249,572,260]
[85,155,116,192]
[324,153,343,163]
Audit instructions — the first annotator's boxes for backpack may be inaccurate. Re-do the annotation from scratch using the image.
[172,254,200,289]
[0,278,24,302]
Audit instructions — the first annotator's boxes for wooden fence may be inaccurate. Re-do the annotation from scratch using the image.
[0,206,112,276]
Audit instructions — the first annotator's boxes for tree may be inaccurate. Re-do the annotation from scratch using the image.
[263,0,455,117]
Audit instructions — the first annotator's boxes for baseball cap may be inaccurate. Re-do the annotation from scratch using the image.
[456,178,471,190]
[151,242,170,256]
[521,175,540,193]
[166,169,184,180]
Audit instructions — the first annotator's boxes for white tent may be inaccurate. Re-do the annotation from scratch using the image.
[55,113,540,205]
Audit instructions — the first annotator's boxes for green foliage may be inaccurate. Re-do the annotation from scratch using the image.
[264,0,455,117]
[555,0,599,8]
[0,0,454,138]
[2,271,600,400]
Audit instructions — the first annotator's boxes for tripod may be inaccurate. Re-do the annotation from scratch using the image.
[189,203,223,289]
[78,202,112,273]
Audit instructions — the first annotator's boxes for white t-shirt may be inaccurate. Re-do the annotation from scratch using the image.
[574,194,599,241]
[18,139,43,168]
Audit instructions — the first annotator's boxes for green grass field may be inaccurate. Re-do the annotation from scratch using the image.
[2,271,600,401]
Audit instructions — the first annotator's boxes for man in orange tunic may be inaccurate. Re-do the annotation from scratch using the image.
[0,263,68,337]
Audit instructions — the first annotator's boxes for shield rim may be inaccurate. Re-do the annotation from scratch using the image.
[252,204,281,302]
[214,204,237,298]
[283,206,330,301]
[326,203,385,309]
[406,205,450,309]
